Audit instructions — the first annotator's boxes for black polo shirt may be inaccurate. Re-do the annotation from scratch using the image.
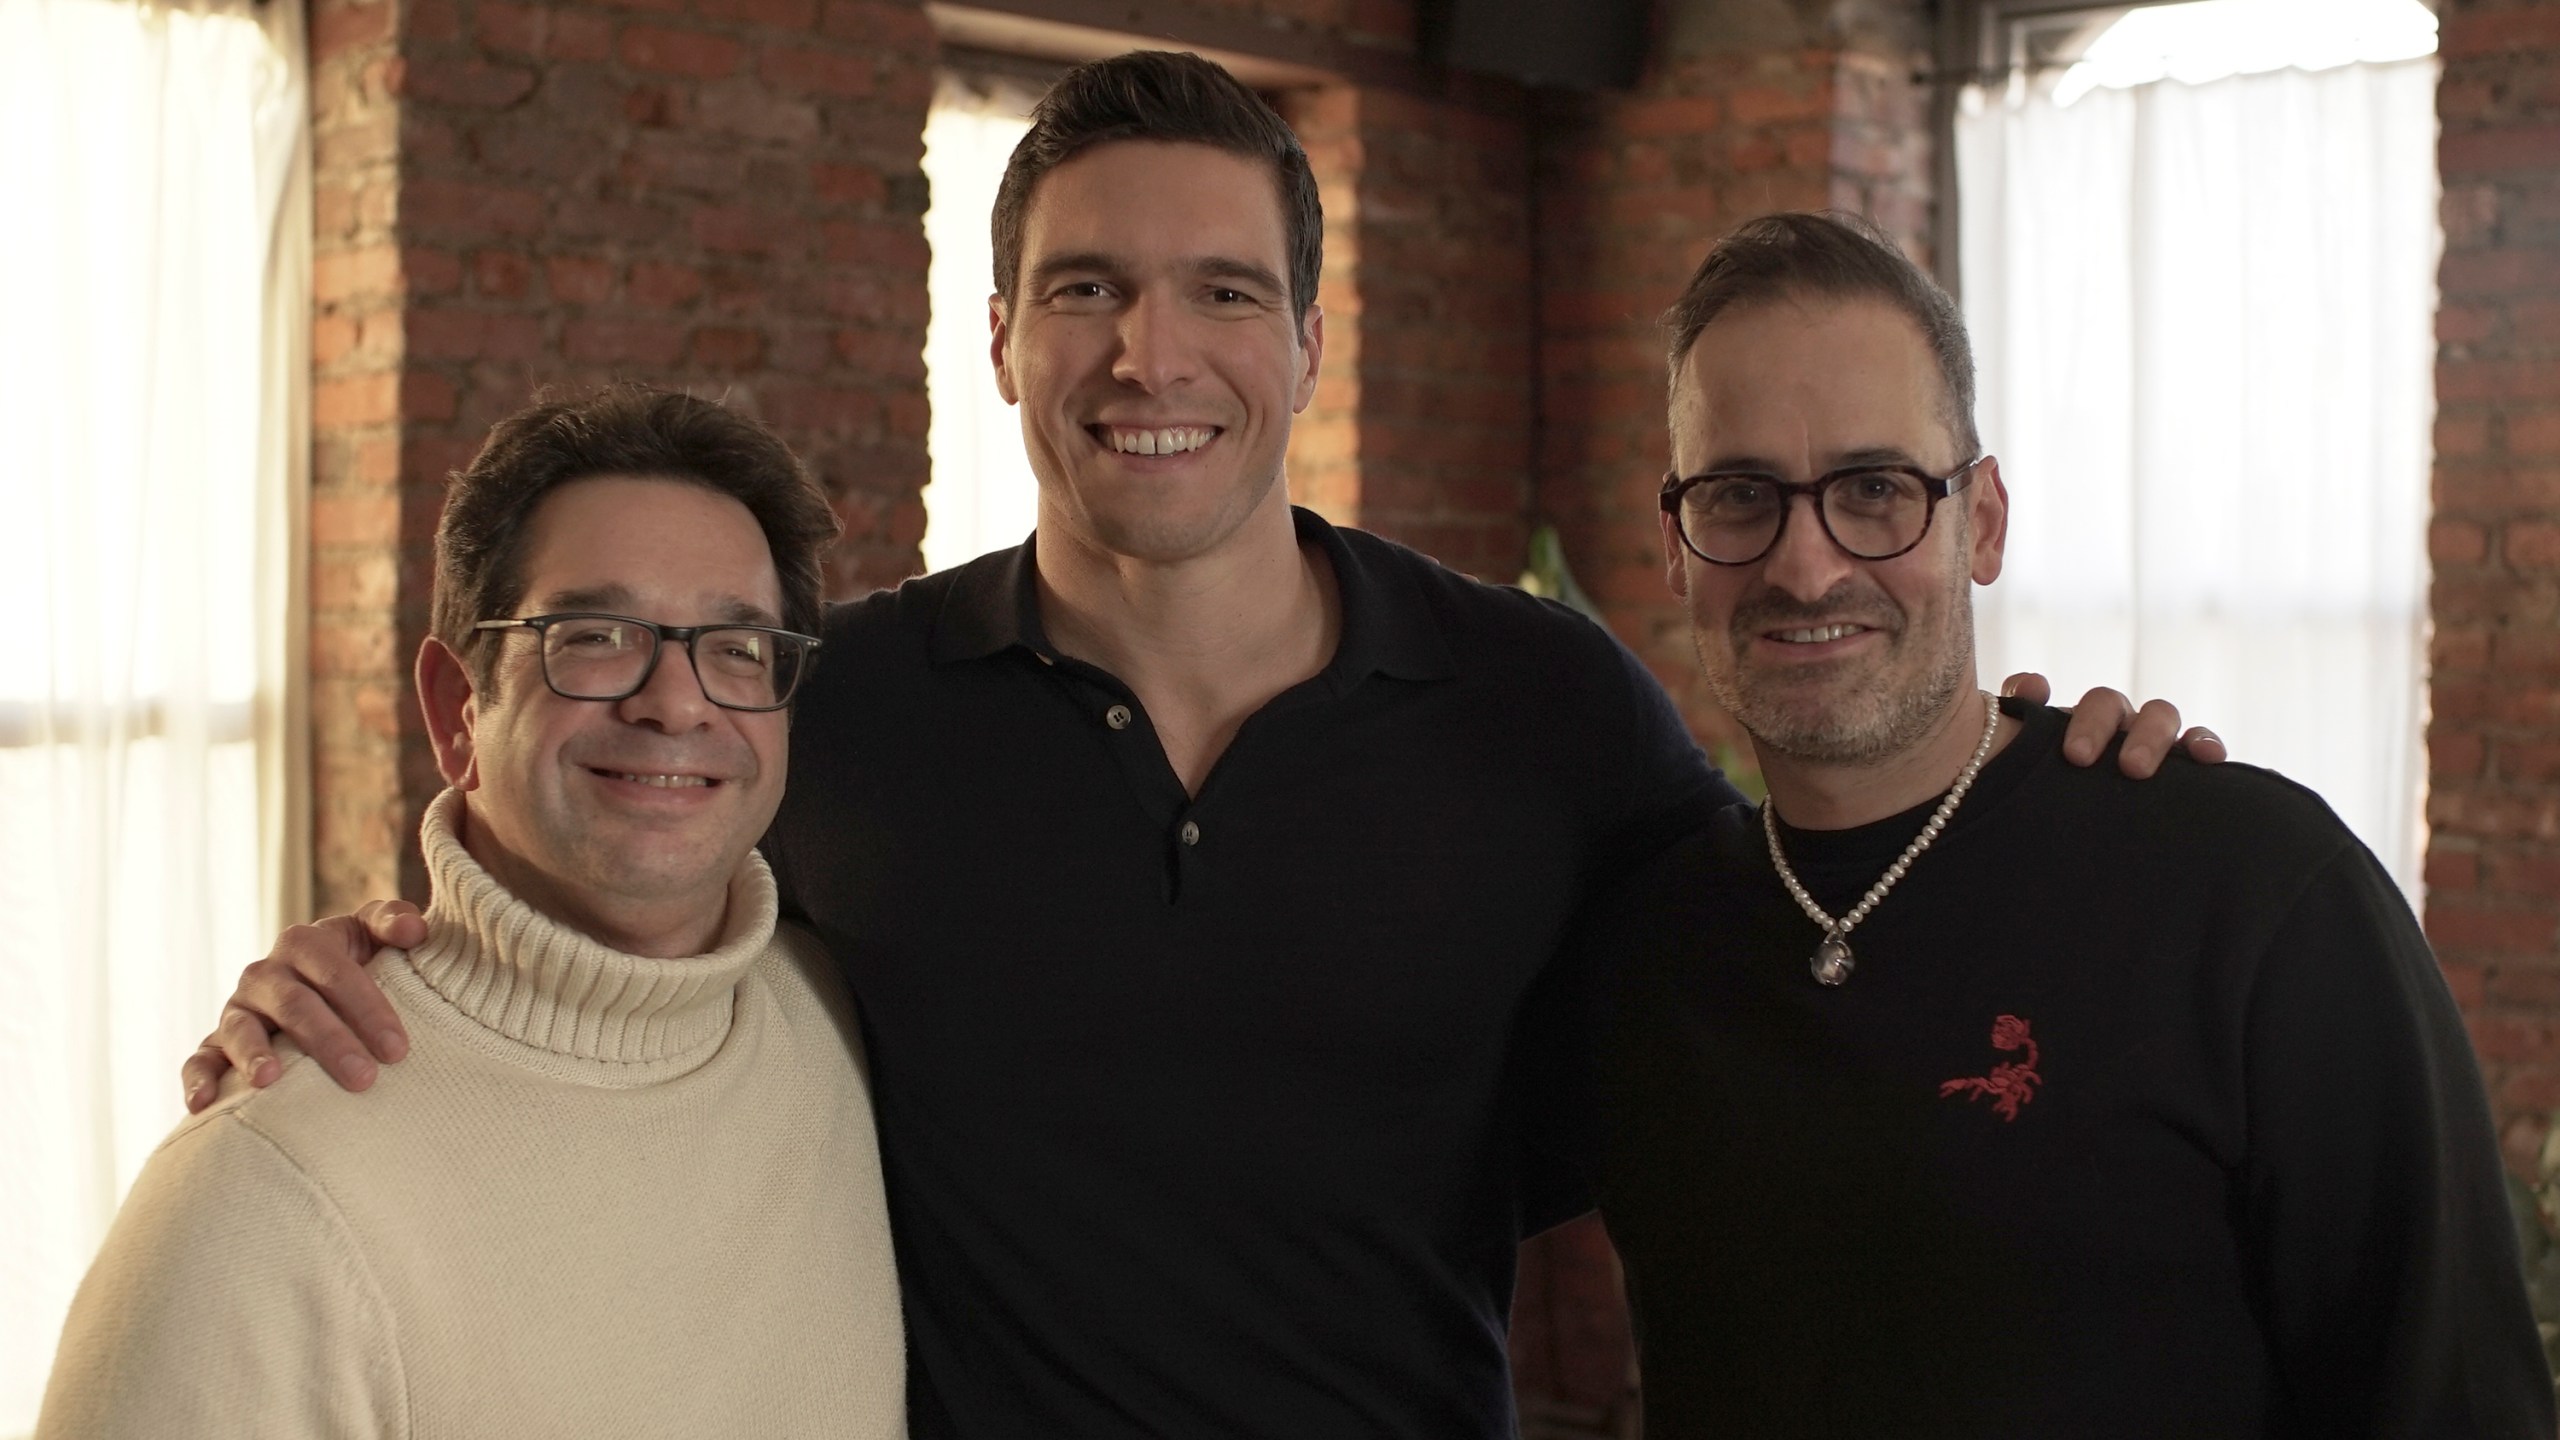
[767,507,1737,1438]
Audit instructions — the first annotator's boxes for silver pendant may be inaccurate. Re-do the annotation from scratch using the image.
[1811,936,1854,986]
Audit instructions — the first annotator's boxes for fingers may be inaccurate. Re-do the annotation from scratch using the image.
[2112,697,2186,778]
[355,898,428,951]
[2059,686,2134,765]
[211,1002,285,1090]
[182,1038,233,1113]
[2179,725,2228,765]
[232,915,408,1092]
[2000,671,2052,707]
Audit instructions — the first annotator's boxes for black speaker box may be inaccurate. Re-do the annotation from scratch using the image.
[1418,0,1650,91]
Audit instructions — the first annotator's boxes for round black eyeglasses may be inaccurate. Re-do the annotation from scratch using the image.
[471,613,821,712]
[1660,455,1986,566]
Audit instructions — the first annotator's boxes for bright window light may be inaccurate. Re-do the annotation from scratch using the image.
[2055,0,2438,104]
[920,74,1043,574]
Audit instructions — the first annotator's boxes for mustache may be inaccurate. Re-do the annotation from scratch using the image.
[1729,581,1905,635]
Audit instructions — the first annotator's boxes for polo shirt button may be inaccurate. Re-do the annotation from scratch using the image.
[1105,704,1132,730]
[1179,820,1201,846]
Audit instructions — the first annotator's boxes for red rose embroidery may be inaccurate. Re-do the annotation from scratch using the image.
[1940,1014,2042,1121]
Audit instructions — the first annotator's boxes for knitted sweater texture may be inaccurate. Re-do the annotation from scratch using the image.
[37,788,904,1438]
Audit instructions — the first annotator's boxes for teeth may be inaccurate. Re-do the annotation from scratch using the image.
[1101,426,1214,456]
[1775,624,1864,644]
[605,771,710,788]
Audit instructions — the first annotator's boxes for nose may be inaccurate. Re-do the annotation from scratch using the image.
[1758,492,1857,604]
[616,635,719,733]
[1110,289,1195,393]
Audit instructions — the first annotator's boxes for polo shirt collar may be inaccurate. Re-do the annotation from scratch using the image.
[926,506,1457,684]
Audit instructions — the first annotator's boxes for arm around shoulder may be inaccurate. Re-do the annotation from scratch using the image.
[2241,840,2555,1437]
[36,1111,407,1440]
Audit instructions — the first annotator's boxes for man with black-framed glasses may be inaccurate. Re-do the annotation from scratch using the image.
[1584,211,2551,1436]
[35,385,906,1438]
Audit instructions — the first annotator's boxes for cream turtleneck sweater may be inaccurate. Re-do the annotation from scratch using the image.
[37,789,904,1439]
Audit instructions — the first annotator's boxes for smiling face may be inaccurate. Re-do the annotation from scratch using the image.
[1661,294,2007,765]
[991,139,1323,565]
[428,475,790,954]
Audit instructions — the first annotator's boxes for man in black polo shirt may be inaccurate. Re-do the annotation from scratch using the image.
[1591,212,2551,1436]
[178,58,2205,1437]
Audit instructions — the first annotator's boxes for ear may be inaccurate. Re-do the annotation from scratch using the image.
[1658,506,1692,599]
[1290,303,1325,415]
[1968,456,2009,586]
[417,636,483,791]
[989,294,1020,406]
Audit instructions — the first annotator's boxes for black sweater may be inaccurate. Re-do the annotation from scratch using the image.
[1590,700,2552,1438]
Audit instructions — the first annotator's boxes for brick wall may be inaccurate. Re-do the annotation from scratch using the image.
[1281,77,1537,580]
[307,0,934,909]
[1534,0,1932,758]
[2427,0,2560,1169]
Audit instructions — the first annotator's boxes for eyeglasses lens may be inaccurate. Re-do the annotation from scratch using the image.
[1680,470,1932,563]
[539,619,807,708]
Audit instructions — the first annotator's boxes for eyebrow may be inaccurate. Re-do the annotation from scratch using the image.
[539,585,781,627]
[1698,446,1928,474]
[1026,251,1289,301]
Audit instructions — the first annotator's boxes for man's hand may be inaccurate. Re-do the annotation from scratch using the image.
[181,900,426,1112]
[2000,672,2227,779]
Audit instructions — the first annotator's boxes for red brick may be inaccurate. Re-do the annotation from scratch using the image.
[312,0,394,61]
[696,0,818,28]
[2441,247,2560,298]
[627,261,706,309]
[2443,124,2560,177]
[693,205,805,257]
[547,11,616,61]
[813,161,886,206]
[2441,358,2560,405]
[309,490,401,548]
[2506,744,2560,786]
[401,179,547,238]
[2440,303,2503,346]
[824,218,927,268]
[546,255,617,305]
[693,326,767,369]
[2430,901,2560,954]
[2432,848,2483,892]
[315,370,401,427]
[2516,412,2560,457]
[2442,958,2489,1011]
[402,370,459,422]
[314,244,401,303]
[2434,518,2491,565]
[474,1,542,54]
[563,317,689,366]
[2441,9,2560,60]
[619,24,739,78]
[815,0,931,47]
[1618,96,1724,138]
[2488,851,2560,897]
[313,313,361,367]
[472,249,533,299]
[759,42,873,98]
[2509,521,2560,569]
[2438,411,2492,459]
[397,55,536,108]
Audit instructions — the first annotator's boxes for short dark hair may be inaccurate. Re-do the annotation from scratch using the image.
[990,50,1323,330]
[432,385,839,688]
[1663,212,1980,458]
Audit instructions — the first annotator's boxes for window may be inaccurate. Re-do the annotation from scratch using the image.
[0,0,308,1428]
[1956,0,2441,896]
[921,70,1044,573]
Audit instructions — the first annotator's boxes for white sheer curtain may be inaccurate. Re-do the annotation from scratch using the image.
[0,0,308,1429]
[1957,55,2441,897]
[921,71,1042,573]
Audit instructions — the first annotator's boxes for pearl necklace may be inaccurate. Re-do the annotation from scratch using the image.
[1763,690,2002,987]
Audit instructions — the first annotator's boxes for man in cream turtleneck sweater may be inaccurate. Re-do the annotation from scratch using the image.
[36,387,904,1438]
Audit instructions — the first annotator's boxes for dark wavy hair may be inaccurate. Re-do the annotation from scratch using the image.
[1663,212,1980,457]
[431,384,838,689]
[991,49,1323,331]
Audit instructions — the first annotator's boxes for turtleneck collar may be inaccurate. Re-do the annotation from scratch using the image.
[402,788,779,1066]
